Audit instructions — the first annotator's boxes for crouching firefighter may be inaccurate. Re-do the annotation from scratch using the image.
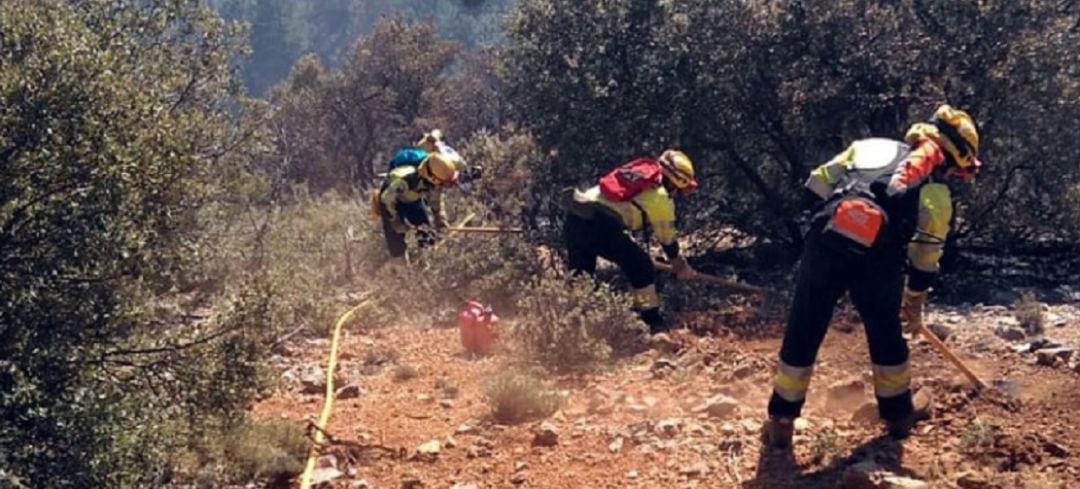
[376,151,460,261]
[564,150,700,333]
[763,105,982,447]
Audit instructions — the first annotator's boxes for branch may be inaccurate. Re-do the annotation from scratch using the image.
[101,323,241,358]
[0,180,85,248]
[702,141,804,249]
[957,164,1029,239]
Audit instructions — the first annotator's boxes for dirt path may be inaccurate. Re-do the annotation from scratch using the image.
[255,304,1080,488]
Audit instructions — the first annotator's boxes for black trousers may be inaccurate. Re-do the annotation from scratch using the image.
[379,200,430,258]
[565,212,654,288]
[565,212,664,330]
[768,229,914,422]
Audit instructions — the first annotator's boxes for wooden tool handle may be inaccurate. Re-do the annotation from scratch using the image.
[918,323,987,390]
[447,226,524,233]
[653,262,769,294]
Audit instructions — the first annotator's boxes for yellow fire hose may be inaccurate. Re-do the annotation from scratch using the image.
[298,299,372,489]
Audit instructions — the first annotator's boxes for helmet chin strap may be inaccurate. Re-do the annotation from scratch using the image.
[661,178,680,195]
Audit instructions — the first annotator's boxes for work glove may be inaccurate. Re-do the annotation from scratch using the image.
[900,288,928,335]
[670,256,697,280]
[417,226,438,247]
[390,217,409,235]
[465,165,484,181]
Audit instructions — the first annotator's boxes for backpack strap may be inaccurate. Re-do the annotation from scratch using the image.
[629,198,652,245]
[403,171,423,191]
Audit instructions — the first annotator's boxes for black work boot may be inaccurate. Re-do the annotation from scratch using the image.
[885,388,933,439]
[762,417,795,449]
[639,308,669,334]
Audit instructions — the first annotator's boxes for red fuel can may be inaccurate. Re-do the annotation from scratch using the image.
[458,301,498,355]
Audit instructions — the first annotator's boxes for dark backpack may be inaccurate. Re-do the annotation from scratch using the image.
[598,158,664,202]
[819,160,911,255]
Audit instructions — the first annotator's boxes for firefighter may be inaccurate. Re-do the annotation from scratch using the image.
[763,105,982,447]
[417,129,471,174]
[378,152,459,260]
[565,149,699,333]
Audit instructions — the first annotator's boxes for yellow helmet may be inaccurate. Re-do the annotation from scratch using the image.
[931,104,980,169]
[416,129,444,153]
[658,149,698,193]
[418,152,459,185]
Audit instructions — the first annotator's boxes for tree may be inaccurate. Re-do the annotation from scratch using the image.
[267,16,464,192]
[0,1,269,485]
[214,0,515,95]
[503,0,1080,253]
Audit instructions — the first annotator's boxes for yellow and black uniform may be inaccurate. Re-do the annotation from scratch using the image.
[379,165,446,257]
[566,184,681,331]
[768,105,980,432]
[565,150,697,333]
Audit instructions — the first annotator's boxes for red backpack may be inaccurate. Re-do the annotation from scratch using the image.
[598,158,663,201]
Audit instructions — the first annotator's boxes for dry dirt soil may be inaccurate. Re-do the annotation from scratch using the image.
[254,299,1080,489]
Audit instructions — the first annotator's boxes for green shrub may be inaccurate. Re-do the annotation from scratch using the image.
[222,420,309,483]
[808,426,841,465]
[359,347,399,376]
[960,420,999,455]
[195,193,384,338]
[366,231,546,326]
[484,370,563,424]
[393,364,420,382]
[178,418,309,487]
[515,274,648,372]
[1014,291,1045,336]
[435,377,460,399]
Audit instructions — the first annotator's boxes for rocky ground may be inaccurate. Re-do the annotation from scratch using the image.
[254,294,1080,489]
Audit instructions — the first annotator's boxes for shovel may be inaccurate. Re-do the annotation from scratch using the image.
[916,323,988,390]
[653,261,780,318]
[446,226,524,234]
[653,262,769,294]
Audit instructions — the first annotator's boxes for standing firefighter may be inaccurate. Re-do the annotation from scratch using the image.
[764,105,982,447]
[565,150,699,333]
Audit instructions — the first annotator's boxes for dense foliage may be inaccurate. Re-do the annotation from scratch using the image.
[503,0,1080,250]
[0,1,276,486]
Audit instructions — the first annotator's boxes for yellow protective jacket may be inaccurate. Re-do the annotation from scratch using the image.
[380,165,446,222]
[805,138,952,290]
[578,185,679,247]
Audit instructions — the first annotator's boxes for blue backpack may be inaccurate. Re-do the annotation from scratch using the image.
[389,147,428,170]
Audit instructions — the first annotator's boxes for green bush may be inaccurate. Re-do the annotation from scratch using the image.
[0,1,278,486]
[393,364,420,382]
[504,0,1080,251]
[1014,291,1045,336]
[960,420,999,455]
[177,418,309,487]
[515,274,648,372]
[365,230,547,327]
[484,369,563,424]
[224,420,309,483]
